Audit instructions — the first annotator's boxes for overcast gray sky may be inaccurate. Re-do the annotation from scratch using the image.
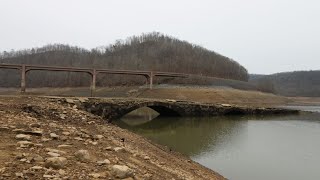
[0,0,319,74]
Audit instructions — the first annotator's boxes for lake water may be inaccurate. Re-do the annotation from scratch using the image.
[115,107,320,180]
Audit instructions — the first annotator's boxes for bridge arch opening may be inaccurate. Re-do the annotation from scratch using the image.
[147,105,181,117]
[118,104,182,121]
[83,101,184,122]
[121,107,159,125]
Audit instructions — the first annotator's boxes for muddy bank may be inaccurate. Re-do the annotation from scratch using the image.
[0,96,225,180]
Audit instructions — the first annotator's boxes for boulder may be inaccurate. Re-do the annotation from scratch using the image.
[111,165,133,179]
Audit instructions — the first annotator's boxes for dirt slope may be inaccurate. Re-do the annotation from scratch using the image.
[0,96,225,180]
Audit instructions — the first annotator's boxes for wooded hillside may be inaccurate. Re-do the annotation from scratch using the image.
[0,32,248,87]
[250,71,320,97]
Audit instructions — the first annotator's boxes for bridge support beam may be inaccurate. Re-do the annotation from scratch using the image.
[21,65,26,93]
[90,69,96,97]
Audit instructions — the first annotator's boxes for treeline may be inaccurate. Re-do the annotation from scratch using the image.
[250,71,320,97]
[0,32,249,88]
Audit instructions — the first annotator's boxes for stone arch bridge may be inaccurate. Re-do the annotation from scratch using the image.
[77,98,299,122]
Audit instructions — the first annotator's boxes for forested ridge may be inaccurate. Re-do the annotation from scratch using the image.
[250,71,320,97]
[0,32,248,87]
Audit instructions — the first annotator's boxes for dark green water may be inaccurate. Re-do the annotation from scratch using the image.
[115,106,320,180]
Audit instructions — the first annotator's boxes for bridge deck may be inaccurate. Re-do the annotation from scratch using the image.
[0,63,188,96]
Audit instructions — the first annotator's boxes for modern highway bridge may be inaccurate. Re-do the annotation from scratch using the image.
[0,63,188,96]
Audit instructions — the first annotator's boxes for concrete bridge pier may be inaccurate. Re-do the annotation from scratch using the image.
[149,72,154,89]
[21,65,26,93]
[90,69,97,97]
[145,72,154,89]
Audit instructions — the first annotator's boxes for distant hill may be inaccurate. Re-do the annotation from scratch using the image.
[0,32,248,88]
[250,71,320,97]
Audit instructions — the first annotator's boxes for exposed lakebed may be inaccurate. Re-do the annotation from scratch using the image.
[115,106,320,180]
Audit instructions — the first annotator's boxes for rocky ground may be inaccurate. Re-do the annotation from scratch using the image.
[0,96,225,180]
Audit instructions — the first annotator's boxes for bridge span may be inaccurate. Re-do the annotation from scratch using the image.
[0,63,188,96]
[69,98,300,122]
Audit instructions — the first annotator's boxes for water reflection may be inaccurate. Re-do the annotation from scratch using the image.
[120,107,159,126]
[118,115,247,156]
[116,108,320,180]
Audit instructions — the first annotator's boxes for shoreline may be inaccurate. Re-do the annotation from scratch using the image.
[0,92,315,179]
[0,96,226,179]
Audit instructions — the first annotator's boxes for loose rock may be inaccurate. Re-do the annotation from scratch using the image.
[114,147,125,152]
[74,150,91,162]
[32,154,44,162]
[97,159,110,165]
[50,133,59,139]
[105,146,112,151]
[144,156,150,160]
[23,130,43,136]
[17,141,34,148]
[30,123,41,128]
[58,144,73,149]
[45,157,67,169]
[111,165,134,179]
[93,135,104,140]
[45,148,66,155]
[47,152,60,157]
[89,173,101,178]
[65,98,75,104]
[62,131,70,136]
[15,134,31,141]
[31,166,43,170]
[15,172,24,178]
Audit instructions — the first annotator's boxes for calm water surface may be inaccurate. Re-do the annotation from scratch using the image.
[115,107,320,180]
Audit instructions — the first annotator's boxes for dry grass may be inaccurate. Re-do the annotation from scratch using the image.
[139,87,290,107]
